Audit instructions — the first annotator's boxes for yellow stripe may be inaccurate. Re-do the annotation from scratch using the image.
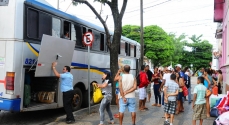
[26,42,39,57]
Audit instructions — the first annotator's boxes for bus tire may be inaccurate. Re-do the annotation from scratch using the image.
[82,89,94,108]
[72,87,82,111]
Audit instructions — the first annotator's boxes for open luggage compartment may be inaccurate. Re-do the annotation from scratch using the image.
[23,69,59,110]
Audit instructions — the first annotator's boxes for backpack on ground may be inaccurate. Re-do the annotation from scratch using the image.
[215,111,229,125]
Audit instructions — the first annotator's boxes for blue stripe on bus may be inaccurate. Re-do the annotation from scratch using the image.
[71,62,109,73]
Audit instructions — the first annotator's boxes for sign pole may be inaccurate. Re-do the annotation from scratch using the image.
[82,32,94,115]
[88,46,90,114]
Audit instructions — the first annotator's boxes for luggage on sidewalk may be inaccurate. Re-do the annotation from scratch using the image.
[210,107,220,117]
[215,111,229,125]
[210,94,226,108]
[23,84,31,107]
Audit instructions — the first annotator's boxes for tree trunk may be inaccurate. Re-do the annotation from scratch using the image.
[110,30,122,105]
[73,0,128,105]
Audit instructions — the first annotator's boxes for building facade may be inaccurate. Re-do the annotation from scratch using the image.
[214,0,229,93]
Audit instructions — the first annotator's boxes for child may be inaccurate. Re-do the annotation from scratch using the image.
[192,77,207,125]
[163,74,179,125]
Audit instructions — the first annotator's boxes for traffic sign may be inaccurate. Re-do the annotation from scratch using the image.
[82,32,94,114]
[83,32,94,46]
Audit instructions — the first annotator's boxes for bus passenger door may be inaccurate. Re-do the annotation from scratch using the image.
[35,34,75,77]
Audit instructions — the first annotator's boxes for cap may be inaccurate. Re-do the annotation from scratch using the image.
[167,66,173,71]
[175,64,182,68]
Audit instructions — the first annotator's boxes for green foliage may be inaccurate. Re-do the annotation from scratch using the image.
[180,39,213,71]
[122,25,140,42]
[168,33,187,66]
[122,25,174,66]
[122,25,213,70]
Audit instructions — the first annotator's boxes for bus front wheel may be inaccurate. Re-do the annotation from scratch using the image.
[72,87,82,111]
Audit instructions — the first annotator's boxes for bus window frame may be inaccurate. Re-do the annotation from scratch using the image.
[25,6,63,43]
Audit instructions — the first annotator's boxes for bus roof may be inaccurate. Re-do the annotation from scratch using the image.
[25,0,140,46]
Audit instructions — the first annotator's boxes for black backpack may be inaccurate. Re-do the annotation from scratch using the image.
[136,73,140,86]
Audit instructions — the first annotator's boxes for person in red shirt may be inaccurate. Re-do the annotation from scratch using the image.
[152,67,162,107]
[139,65,149,111]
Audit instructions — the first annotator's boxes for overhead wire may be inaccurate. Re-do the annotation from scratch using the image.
[123,4,213,19]
[73,0,172,18]
[157,19,212,25]
[163,23,212,30]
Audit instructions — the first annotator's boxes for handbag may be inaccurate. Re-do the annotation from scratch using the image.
[206,89,212,97]
[210,107,220,117]
[182,86,188,96]
[93,84,104,103]
[212,86,218,95]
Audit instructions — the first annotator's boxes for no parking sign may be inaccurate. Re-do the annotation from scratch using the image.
[82,32,94,47]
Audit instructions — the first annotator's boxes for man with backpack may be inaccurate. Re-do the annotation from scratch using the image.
[138,65,149,111]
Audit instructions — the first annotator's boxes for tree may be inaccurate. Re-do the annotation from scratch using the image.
[72,0,128,104]
[179,36,212,72]
[189,34,203,43]
[122,25,140,42]
[168,33,187,66]
[122,25,174,67]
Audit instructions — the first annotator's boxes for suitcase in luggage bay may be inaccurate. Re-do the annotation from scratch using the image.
[23,84,31,107]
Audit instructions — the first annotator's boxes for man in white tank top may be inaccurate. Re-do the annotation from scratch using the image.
[119,65,137,125]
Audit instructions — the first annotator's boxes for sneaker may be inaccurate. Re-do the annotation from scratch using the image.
[164,120,170,125]
[66,120,75,124]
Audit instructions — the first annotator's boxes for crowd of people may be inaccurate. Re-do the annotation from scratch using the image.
[92,64,224,125]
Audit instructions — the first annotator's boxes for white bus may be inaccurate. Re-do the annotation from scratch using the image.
[0,0,140,112]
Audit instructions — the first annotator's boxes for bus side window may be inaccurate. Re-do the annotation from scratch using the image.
[88,29,92,33]
[128,43,131,56]
[130,44,134,57]
[134,45,136,57]
[72,24,83,48]
[92,31,100,51]
[100,33,105,51]
[27,8,52,40]
[39,12,52,39]
[52,18,61,38]
[82,27,86,48]
[120,42,125,55]
[27,8,39,39]
[125,42,128,56]
[63,21,71,39]
[83,27,86,34]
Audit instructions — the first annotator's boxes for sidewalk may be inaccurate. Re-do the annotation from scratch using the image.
[48,93,215,125]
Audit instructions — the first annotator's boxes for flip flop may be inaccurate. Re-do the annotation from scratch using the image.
[114,115,119,118]
[108,121,115,124]
[162,116,170,118]
[144,107,149,110]
[139,109,146,111]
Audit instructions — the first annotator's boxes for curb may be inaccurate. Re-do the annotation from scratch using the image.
[46,104,101,125]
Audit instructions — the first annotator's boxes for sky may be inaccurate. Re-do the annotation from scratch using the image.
[45,0,217,47]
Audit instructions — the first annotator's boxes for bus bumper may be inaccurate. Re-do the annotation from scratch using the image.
[0,98,21,112]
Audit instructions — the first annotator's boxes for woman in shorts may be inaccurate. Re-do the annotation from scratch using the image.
[113,66,124,118]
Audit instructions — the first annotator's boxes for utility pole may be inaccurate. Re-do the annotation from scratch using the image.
[140,0,144,67]
[57,0,59,9]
